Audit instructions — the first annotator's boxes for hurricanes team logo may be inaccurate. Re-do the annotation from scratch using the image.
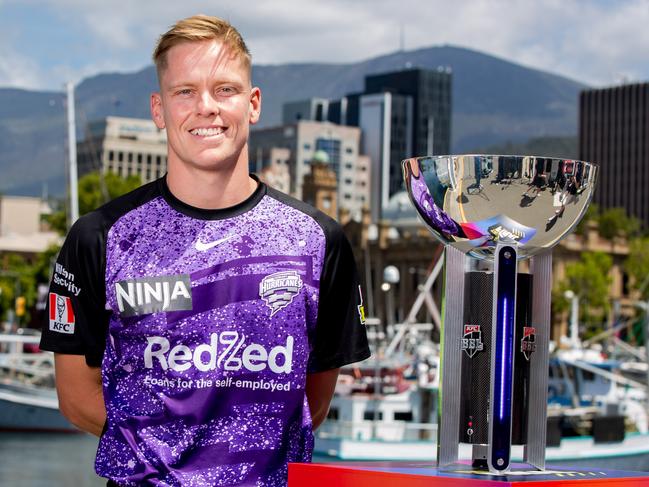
[259,271,303,317]
[49,292,75,334]
[461,324,484,358]
[521,326,536,360]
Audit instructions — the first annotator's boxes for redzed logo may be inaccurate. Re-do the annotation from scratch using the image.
[49,292,75,334]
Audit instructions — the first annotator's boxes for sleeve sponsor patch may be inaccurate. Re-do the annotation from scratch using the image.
[49,292,76,334]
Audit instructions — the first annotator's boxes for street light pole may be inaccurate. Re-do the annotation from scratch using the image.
[564,289,579,348]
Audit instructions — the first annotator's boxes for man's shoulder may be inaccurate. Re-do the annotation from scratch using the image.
[93,178,162,222]
[264,185,343,238]
[64,179,162,246]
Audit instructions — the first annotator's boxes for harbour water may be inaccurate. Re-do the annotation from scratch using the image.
[0,432,336,486]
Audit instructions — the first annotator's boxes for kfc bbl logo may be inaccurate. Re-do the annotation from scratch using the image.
[461,324,484,358]
[521,326,536,360]
[260,271,303,316]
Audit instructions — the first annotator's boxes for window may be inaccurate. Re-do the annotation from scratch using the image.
[345,163,353,170]
[394,411,414,421]
[363,411,383,421]
[156,156,162,166]
[344,178,352,185]
[303,143,311,150]
[344,193,351,200]
[128,152,133,163]
[137,154,143,164]
[327,408,339,420]
[345,147,353,154]
[118,152,124,162]
[108,150,114,161]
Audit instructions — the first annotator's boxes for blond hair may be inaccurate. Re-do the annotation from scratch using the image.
[153,14,251,78]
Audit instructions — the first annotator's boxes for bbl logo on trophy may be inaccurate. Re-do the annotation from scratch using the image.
[520,326,536,361]
[461,324,484,358]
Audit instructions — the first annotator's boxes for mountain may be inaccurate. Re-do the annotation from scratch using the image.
[0,45,587,196]
[471,135,579,160]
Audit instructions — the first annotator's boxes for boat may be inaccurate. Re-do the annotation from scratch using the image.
[313,329,649,469]
[0,331,76,432]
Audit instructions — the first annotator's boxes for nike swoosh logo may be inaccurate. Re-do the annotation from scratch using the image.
[195,235,236,251]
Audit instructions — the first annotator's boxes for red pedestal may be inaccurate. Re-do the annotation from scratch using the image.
[288,462,649,486]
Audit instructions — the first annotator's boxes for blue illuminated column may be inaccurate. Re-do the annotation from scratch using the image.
[488,244,518,473]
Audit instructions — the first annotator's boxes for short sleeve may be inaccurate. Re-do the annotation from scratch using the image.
[39,212,110,367]
[307,227,371,373]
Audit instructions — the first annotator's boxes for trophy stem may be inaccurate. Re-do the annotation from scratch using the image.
[487,243,518,473]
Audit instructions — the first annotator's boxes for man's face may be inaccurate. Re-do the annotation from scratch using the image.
[150,40,261,172]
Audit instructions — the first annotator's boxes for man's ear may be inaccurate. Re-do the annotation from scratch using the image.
[249,87,261,125]
[150,93,165,129]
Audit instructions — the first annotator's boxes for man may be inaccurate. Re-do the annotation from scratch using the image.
[40,15,370,486]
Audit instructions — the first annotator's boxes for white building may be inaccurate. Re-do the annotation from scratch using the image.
[0,196,61,255]
[78,116,168,183]
[250,120,370,220]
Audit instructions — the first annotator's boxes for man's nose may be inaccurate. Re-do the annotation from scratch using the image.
[196,91,219,116]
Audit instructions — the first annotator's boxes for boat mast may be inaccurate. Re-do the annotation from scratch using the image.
[66,82,79,227]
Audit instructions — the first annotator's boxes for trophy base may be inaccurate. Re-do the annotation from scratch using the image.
[289,462,649,486]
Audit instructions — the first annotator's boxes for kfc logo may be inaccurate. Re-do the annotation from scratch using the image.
[49,292,75,334]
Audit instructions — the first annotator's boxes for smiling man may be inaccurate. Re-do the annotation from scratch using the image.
[40,15,370,487]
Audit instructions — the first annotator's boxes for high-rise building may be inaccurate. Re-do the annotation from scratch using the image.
[77,116,168,183]
[326,68,452,220]
[579,83,649,228]
[358,92,413,221]
[364,68,452,158]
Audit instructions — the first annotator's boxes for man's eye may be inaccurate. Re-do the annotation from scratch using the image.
[218,86,237,95]
[177,89,192,96]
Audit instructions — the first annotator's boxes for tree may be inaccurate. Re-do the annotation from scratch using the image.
[0,253,37,323]
[626,236,649,301]
[47,172,141,234]
[553,251,613,339]
[574,203,599,236]
[597,207,641,241]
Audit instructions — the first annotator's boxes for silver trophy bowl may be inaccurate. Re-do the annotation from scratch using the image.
[403,155,598,260]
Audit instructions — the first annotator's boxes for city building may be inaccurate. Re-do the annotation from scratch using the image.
[364,68,452,158]
[77,116,168,183]
[0,195,60,256]
[255,147,291,194]
[313,68,451,221]
[579,83,649,228]
[283,98,330,124]
[302,151,338,220]
[358,92,413,221]
[249,120,369,219]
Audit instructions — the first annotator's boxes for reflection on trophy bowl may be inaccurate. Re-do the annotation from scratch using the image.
[403,155,598,260]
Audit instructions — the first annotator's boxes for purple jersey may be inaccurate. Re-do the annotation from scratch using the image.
[41,177,370,486]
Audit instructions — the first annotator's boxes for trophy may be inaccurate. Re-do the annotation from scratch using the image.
[402,155,597,473]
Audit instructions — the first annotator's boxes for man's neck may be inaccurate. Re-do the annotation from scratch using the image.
[166,161,257,210]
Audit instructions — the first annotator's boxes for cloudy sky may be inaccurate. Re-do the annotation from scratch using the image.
[1,0,648,91]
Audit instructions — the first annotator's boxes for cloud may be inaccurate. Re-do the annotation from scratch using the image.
[2,0,649,89]
[0,46,44,90]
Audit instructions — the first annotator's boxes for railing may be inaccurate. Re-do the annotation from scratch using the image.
[317,420,438,442]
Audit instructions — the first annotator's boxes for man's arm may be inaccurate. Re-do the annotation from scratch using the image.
[305,368,339,430]
[54,354,106,436]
